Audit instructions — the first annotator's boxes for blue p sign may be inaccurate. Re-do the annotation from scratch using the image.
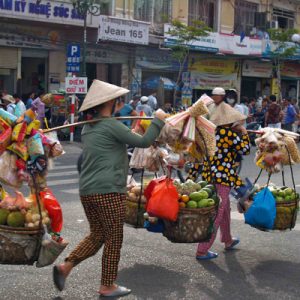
[67,44,81,58]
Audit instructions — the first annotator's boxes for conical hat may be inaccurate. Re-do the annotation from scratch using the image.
[208,102,246,126]
[79,80,129,112]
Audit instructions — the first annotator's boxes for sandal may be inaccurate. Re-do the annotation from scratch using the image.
[99,285,131,297]
[196,251,218,260]
[225,238,240,250]
[53,265,66,292]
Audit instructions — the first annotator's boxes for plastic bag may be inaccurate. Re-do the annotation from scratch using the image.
[144,176,166,201]
[0,108,17,125]
[244,187,276,230]
[0,151,22,188]
[12,122,27,143]
[26,120,40,135]
[129,148,148,169]
[27,133,45,161]
[0,118,12,155]
[36,225,68,268]
[146,178,179,221]
[40,188,63,233]
[7,142,29,161]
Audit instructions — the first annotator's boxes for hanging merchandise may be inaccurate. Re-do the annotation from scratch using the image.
[0,107,66,266]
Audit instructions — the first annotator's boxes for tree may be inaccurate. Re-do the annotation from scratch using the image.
[167,19,211,107]
[267,28,298,101]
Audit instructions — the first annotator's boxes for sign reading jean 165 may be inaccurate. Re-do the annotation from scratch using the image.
[98,16,149,45]
[65,77,87,94]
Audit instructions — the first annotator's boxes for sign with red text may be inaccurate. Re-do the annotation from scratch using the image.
[65,77,87,94]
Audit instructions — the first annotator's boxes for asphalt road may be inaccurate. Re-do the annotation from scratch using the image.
[0,142,299,300]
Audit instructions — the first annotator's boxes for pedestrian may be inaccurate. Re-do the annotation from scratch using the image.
[114,96,138,128]
[2,94,16,114]
[265,94,282,128]
[291,99,300,132]
[136,96,153,116]
[128,95,141,109]
[31,90,46,128]
[147,92,158,110]
[52,80,166,297]
[26,91,35,109]
[240,96,249,121]
[247,97,257,123]
[196,102,250,260]
[281,98,297,131]
[12,93,26,117]
[163,101,173,114]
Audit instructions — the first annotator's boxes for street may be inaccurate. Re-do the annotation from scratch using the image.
[0,142,299,300]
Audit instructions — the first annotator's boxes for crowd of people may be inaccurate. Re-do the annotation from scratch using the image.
[225,89,300,133]
[0,90,46,128]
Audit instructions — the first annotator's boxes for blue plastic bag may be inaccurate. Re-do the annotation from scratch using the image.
[244,187,276,230]
[144,219,165,233]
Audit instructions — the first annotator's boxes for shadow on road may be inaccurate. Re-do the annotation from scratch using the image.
[196,251,300,300]
[118,263,189,299]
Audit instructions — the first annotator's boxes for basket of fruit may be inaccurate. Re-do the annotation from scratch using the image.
[125,185,147,228]
[163,180,219,243]
[269,186,299,230]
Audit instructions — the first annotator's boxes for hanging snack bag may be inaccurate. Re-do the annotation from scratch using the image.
[0,151,22,188]
[26,120,41,135]
[12,122,27,143]
[0,108,17,125]
[7,142,29,161]
[27,133,44,161]
[0,118,12,155]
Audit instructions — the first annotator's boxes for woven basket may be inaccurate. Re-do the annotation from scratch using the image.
[273,199,299,230]
[0,225,42,265]
[163,205,217,243]
[125,198,146,228]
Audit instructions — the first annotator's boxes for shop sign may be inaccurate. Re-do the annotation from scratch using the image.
[242,60,272,78]
[189,58,239,90]
[164,24,262,56]
[0,0,99,27]
[98,16,149,45]
[85,48,128,64]
[65,77,87,94]
[281,62,300,79]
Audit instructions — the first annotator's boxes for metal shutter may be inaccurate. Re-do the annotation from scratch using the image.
[0,47,18,69]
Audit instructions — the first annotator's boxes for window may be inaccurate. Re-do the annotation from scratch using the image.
[273,8,294,29]
[97,0,112,15]
[234,0,258,35]
[134,0,172,24]
[188,0,217,29]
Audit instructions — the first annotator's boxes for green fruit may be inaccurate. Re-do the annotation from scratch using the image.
[201,188,212,197]
[205,184,215,191]
[197,199,209,208]
[190,191,209,201]
[7,211,25,227]
[284,195,292,201]
[187,200,198,208]
[278,190,285,197]
[0,208,9,225]
[284,188,293,196]
[276,196,284,202]
[206,198,215,206]
[272,189,279,196]
[197,180,208,188]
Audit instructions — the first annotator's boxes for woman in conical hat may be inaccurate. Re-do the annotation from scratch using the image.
[53,80,166,297]
[194,90,251,260]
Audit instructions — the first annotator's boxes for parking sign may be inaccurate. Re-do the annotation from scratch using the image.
[66,44,81,73]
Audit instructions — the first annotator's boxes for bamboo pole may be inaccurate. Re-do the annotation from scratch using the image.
[42,116,154,133]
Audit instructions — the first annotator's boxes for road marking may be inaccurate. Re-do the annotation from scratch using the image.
[50,165,77,171]
[231,211,300,231]
[47,178,79,187]
[62,188,79,194]
[47,170,78,178]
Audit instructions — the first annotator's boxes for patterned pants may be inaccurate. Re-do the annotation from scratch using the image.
[66,193,126,286]
[197,184,232,254]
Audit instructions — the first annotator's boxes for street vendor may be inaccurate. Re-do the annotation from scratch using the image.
[53,80,166,297]
[192,87,251,260]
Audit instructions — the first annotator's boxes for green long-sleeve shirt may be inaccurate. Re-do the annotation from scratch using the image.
[79,117,165,196]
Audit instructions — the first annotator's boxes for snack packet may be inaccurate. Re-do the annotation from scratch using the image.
[7,142,29,161]
[27,133,45,161]
[12,122,27,142]
[0,108,17,125]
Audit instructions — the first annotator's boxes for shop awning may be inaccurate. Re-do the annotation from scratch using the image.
[142,76,176,90]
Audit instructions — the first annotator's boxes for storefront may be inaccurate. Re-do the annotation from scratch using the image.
[188,56,240,100]
[280,61,300,100]
[241,60,273,99]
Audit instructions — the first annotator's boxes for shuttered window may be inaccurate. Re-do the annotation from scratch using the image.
[0,47,18,69]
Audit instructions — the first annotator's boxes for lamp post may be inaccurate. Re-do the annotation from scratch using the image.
[71,0,101,77]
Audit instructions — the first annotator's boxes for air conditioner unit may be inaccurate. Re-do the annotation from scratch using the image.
[270,20,278,29]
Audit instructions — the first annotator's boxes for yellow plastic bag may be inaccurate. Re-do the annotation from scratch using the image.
[26,120,41,135]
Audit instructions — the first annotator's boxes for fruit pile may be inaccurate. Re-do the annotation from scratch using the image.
[174,180,219,209]
[127,185,146,204]
[0,190,50,228]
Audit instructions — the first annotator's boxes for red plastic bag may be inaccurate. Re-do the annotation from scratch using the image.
[40,188,63,233]
[144,176,166,202]
[146,179,179,221]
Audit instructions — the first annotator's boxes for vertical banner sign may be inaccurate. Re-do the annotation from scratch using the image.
[182,72,192,106]
[65,76,87,142]
[66,43,81,73]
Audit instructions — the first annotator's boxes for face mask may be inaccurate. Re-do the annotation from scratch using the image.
[226,98,235,104]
